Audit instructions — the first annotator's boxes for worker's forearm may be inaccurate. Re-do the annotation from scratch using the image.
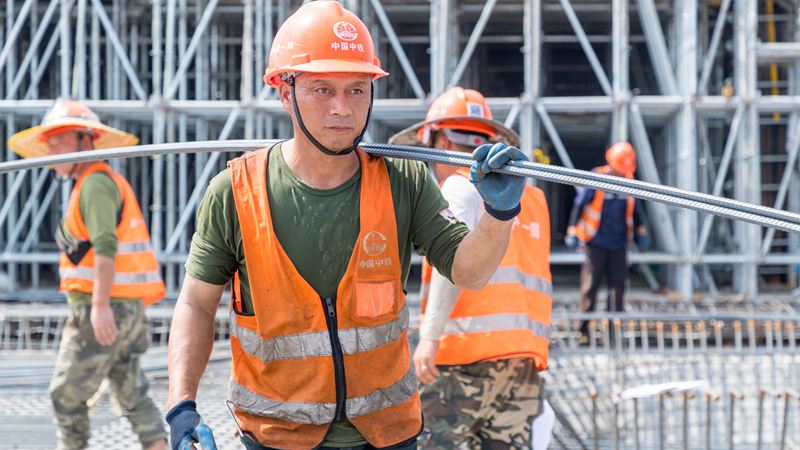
[168,275,225,409]
[168,300,216,409]
[419,270,461,341]
[450,213,512,290]
[92,254,115,306]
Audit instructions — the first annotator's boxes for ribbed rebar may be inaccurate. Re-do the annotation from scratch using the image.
[3,140,800,233]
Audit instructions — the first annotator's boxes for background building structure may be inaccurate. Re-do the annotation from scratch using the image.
[0,0,798,300]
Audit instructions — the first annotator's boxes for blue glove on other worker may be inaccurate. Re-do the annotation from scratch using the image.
[565,234,578,250]
[166,400,218,450]
[470,143,528,221]
[637,233,650,251]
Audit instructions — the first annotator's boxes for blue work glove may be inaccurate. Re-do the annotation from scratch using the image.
[166,400,218,450]
[565,234,578,250]
[470,143,528,221]
[637,233,650,251]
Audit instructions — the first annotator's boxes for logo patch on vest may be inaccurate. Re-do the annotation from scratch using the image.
[363,231,387,256]
[513,218,541,239]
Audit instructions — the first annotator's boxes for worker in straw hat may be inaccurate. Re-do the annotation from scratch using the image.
[8,99,167,450]
[565,142,650,340]
[390,87,555,449]
[164,2,531,449]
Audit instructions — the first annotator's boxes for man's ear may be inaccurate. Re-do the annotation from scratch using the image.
[278,81,294,116]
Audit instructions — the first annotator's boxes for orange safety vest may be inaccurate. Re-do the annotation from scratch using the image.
[419,168,552,370]
[58,162,165,305]
[228,147,421,450]
[574,165,635,244]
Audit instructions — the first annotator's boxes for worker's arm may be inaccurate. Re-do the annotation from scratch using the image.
[414,175,477,383]
[91,254,117,346]
[167,273,226,409]
[450,143,526,290]
[81,173,122,346]
[414,270,460,384]
[451,214,513,289]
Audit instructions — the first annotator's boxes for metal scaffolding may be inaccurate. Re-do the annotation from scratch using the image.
[0,0,799,300]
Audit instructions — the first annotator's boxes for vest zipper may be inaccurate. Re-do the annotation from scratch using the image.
[322,295,347,421]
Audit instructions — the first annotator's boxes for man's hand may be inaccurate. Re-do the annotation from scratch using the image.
[166,400,218,450]
[90,303,118,346]
[470,143,528,220]
[413,339,441,385]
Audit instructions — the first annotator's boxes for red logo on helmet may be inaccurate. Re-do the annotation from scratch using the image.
[334,22,358,41]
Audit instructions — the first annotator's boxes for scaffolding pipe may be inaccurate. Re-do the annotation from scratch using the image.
[89,0,146,100]
[694,104,746,262]
[162,0,220,102]
[557,0,612,96]
[698,0,733,96]
[368,0,426,99]
[446,0,497,91]
[6,0,58,100]
[636,0,678,96]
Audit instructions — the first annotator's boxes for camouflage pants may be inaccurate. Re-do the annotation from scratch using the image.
[417,358,544,450]
[49,300,167,450]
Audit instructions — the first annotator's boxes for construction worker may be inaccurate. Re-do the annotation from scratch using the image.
[564,142,650,336]
[7,100,168,450]
[164,2,530,450]
[389,87,553,449]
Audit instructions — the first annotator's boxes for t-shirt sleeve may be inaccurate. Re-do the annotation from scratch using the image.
[185,169,240,286]
[79,172,121,258]
[439,175,482,230]
[400,161,470,282]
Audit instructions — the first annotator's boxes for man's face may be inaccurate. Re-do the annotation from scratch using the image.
[46,131,82,177]
[281,72,372,153]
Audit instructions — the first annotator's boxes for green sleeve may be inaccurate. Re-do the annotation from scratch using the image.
[79,173,122,258]
[185,169,242,286]
[386,159,470,282]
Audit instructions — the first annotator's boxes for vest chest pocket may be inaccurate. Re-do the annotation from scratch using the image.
[353,278,400,320]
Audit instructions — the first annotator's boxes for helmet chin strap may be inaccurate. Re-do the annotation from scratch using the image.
[290,76,373,156]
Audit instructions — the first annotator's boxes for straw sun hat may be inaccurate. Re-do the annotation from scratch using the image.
[8,100,138,159]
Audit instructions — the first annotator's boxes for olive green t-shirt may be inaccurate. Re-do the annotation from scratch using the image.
[185,144,470,446]
[65,171,133,307]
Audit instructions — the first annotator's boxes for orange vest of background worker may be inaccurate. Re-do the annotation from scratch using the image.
[575,165,635,245]
[227,147,421,449]
[419,168,552,370]
[59,162,165,304]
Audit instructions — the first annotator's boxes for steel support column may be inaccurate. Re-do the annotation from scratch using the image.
[734,0,761,297]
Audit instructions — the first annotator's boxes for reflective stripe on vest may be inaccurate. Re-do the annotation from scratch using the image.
[228,363,417,425]
[230,305,410,362]
[117,240,154,253]
[487,267,552,297]
[59,267,164,285]
[442,312,551,340]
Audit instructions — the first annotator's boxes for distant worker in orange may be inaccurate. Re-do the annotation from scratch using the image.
[8,99,168,450]
[390,87,553,449]
[565,143,649,336]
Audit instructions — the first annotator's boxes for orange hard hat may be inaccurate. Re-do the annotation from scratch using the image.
[263,1,388,87]
[605,142,636,174]
[388,87,520,147]
[8,99,138,159]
